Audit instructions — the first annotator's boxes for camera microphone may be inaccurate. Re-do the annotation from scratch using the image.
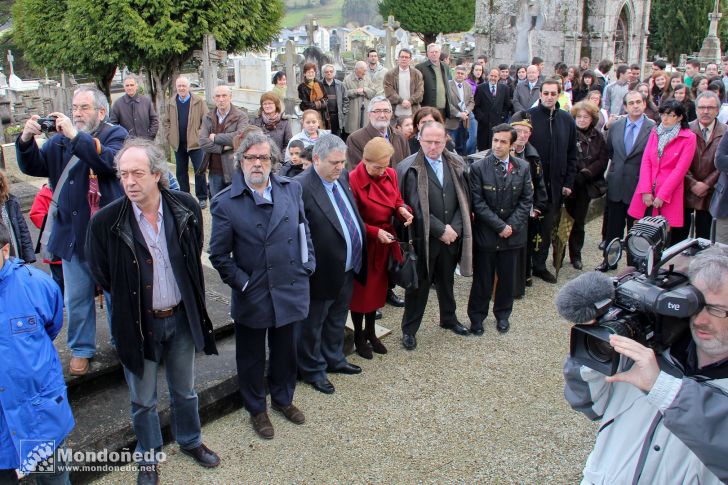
[556,271,615,323]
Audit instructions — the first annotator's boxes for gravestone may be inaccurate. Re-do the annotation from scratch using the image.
[275,40,304,116]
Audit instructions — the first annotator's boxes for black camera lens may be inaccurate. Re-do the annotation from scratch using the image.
[586,336,616,363]
[37,116,57,134]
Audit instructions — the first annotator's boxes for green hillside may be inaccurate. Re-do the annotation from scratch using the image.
[282,0,345,28]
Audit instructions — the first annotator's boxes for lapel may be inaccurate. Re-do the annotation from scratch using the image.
[631,118,653,156]
[129,209,148,253]
[338,171,365,233]
[614,118,627,158]
[161,197,187,284]
[307,168,345,239]
[266,176,288,238]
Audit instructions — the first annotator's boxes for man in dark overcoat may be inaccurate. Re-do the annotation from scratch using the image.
[209,132,315,440]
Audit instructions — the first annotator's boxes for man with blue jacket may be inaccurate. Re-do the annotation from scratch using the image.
[0,222,74,483]
[16,86,127,376]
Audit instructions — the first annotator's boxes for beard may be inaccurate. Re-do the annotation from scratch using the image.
[244,168,271,189]
[370,119,390,131]
[77,116,101,134]
[691,321,728,358]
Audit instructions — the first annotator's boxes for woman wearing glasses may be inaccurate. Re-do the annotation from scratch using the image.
[628,100,697,237]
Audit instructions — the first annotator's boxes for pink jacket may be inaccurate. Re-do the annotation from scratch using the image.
[628,128,697,228]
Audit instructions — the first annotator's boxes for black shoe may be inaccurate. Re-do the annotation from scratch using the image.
[181,443,221,468]
[496,319,510,333]
[327,363,362,375]
[595,261,609,273]
[533,269,557,283]
[572,259,583,270]
[308,379,335,394]
[137,464,159,485]
[598,240,606,250]
[375,309,383,320]
[386,289,405,307]
[470,323,484,336]
[525,277,533,287]
[440,321,470,336]
[402,334,417,350]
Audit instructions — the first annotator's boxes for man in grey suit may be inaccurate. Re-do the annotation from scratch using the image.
[446,65,475,155]
[599,90,656,271]
[321,64,349,138]
[711,126,728,244]
[512,65,542,112]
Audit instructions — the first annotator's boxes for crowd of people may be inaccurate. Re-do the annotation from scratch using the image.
[1,43,728,485]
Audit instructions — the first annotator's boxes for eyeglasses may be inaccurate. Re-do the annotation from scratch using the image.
[697,105,719,111]
[72,104,96,112]
[242,154,272,162]
[703,303,728,318]
[660,112,679,118]
[371,109,392,115]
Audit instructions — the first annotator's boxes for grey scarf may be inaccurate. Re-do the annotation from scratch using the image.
[656,123,680,158]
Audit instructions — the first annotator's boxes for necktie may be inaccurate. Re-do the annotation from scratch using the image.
[702,127,709,142]
[331,184,362,273]
[457,83,462,89]
[491,84,496,96]
[625,123,636,154]
[431,159,444,185]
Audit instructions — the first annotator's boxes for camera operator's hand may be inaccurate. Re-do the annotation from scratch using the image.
[49,112,77,140]
[604,335,660,392]
[20,115,41,143]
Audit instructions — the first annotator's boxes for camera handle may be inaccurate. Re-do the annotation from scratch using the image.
[648,238,701,281]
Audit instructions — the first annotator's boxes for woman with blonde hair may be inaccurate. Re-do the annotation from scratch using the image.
[251,91,292,152]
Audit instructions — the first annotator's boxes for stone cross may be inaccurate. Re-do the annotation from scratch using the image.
[384,15,401,70]
[283,40,302,99]
[6,50,14,77]
[193,35,228,105]
[305,15,319,47]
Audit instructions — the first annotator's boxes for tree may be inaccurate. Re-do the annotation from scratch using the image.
[649,0,728,63]
[13,0,117,97]
[378,0,474,46]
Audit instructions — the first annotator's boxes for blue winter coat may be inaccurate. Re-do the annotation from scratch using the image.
[0,258,74,471]
[209,171,315,328]
[15,122,127,261]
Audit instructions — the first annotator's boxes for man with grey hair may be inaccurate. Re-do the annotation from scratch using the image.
[416,43,455,121]
[87,137,220,484]
[209,132,313,439]
[321,63,349,137]
[345,95,410,169]
[512,65,542,112]
[672,91,726,242]
[16,86,127,376]
[564,246,728,484]
[343,61,376,136]
[110,73,159,140]
[295,134,367,394]
[164,75,208,207]
[446,65,474,155]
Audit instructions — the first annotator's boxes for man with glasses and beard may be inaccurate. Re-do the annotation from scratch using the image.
[16,86,127,376]
[346,96,410,169]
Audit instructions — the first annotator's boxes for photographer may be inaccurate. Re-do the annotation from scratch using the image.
[563,247,728,484]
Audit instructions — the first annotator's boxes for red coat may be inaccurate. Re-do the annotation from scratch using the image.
[348,163,407,313]
[628,128,697,228]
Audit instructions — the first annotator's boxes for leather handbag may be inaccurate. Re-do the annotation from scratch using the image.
[388,226,418,290]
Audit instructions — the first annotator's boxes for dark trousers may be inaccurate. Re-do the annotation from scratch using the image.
[174,148,208,202]
[671,208,713,243]
[401,241,459,336]
[565,188,591,260]
[524,216,540,281]
[447,122,469,155]
[298,272,353,382]
[328,114,341,137]
[468,248,517,324]
[604,199,636,244]
[234,322,297,415]
[532,200,559,272]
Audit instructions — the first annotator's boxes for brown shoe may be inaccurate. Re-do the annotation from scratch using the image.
[271,402,305,425]
[69,357,90,376]
[251,412,274,439]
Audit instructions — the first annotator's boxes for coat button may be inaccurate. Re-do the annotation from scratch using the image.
[288,238,293,244]
[257,223,263,228]
[73,210,78,216]
[268,266,273,270]
[146,259,152,264]
[146,285,151,289]
[284,216,289,222]
[653,445,660,451]
[290,281,295,285]
[69,180,74,185]
[290,260,295,265]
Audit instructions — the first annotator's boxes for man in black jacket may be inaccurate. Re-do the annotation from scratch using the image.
[474,68,512,150]
[467,124,532,334]
[87,138,220,485]
[416,43,454,122]
[527,80,577,283]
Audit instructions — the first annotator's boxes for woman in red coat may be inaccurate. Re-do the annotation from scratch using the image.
[349,137,413,359]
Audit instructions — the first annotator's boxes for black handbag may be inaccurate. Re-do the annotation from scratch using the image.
[388,226,419,290]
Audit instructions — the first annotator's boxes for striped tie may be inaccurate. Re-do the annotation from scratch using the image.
[331,184,362,273]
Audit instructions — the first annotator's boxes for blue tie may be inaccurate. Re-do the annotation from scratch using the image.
[432,159,444,185]
[625,123,636,154]
[331,184,362,273]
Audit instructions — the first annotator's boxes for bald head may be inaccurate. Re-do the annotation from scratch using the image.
[526,65,539,83]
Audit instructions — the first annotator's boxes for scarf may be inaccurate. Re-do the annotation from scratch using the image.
[262,111,282,130]
[656,123,680,158]
[308,80,325,103]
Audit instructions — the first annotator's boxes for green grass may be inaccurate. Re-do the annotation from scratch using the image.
[281,0,345,28]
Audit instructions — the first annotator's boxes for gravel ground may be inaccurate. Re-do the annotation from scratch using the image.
[91,216,608,484]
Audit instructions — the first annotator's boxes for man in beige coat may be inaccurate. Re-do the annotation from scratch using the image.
[164,76,208,206]
[344,61,376,136]
[383,48,424,119]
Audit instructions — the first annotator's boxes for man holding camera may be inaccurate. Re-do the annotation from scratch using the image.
[563,248,728,484]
